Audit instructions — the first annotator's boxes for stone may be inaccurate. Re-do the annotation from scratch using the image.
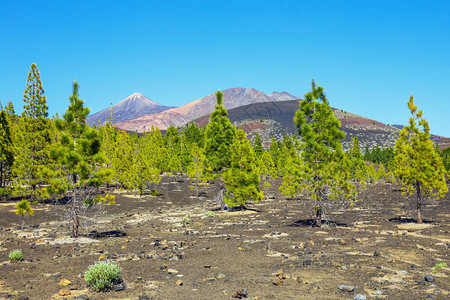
[354,295,366,300]
[52,272,61,277]
[303,258,313,265]
[176,279,183,286]
[112,283,126,291]
[168,268,179,274]
[232,288,248,299]
[59,279,71,286]
[305,248,312,254]
[339,239,347,245]
[296,277,304,283]
[399,270,408,275]
[418,281,426,285]
[272,278,283,285]
[425,275,435,282]
[338,284,355,292]
[72,294,89,300]
[59,289,71,296]
[373,250,380,257]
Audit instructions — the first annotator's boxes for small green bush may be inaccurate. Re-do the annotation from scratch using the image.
[182,216,191,225]
[205,211,214,218]
[84,261,121,291]
[9,250,23,261]
[150,189,159,196]
[435,262,447,269]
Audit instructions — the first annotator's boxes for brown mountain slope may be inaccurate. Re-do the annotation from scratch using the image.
[115,88,298,132]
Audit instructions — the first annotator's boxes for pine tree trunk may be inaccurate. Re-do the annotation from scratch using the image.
[71,190,79,238]
[219,179,225,211]
[315,203,322,227]
[416,182,423,224]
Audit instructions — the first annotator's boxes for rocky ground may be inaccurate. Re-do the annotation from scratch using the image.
[0,177,449,300]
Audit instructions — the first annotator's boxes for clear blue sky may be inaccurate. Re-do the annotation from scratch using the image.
[1,0,449,136]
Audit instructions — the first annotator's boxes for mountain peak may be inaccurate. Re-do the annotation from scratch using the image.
[87,92,172,126]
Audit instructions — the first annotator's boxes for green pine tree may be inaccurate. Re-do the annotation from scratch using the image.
[393,95,448,223]
[268,137,280,177]
[253,133,264,157]
[223,128,263,210]
[0,110,14,200]
[440,147,450,174]
[13,63,53,201]
[165,125,182,181]
[346,136,367,182]
[204,90,236,209]
[53,81,114,237]
[204,91,236,173]
[290,80,355,227]
[187,142,207,196]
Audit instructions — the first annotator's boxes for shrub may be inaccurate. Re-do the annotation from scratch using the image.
[9,250,23,261]
[182,216,191,226]
[84,261,121,291]
[205,211,214,218]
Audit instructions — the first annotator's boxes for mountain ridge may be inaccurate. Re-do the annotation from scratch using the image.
[87,92,173,125]
[115,88,299,132]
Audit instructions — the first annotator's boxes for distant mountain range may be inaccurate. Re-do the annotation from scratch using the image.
[87,88,450,150]
[114,88,299,132]
[87,93,173,125]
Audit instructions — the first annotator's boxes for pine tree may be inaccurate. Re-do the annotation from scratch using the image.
[98,113,120,188]
[0,110,14,199]
[440,147,450,173]
[180,122,204,171]
[291,80,355,227]
[393,95,448,223]
[204,91,236,209]
[268,137,280,177]
[165,125,182,181]
[223,128,263,210]
[204,91,236,172]
[253,133,264,157]
[346,136,367,182]
[187,142,207,196]
[13,63,53,201]
[53,81,114,237]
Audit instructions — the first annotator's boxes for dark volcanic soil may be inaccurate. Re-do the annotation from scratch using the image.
[0,177,449,300]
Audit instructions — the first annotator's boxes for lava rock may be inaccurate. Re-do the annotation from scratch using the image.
[112,283,126,291]
[425,275,435,282]
[303,258,313,265]
[232,288,248,299]
[338,284,355,292]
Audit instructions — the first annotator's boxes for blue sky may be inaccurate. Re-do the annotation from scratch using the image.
[1,0,449,136]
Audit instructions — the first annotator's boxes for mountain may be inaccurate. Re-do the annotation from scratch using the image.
[193,100,403,151]
[115,88,299,132]
[87,93,173,126]
[392,124,450,145]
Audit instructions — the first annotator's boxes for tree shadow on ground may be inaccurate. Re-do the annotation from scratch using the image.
[388,217,434,224]
[288,219,348,227]
[209,206,263,213]
[87,230,127,238]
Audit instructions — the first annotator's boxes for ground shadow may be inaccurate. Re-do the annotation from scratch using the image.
[388,216,434,224]
[289,219,348,227]
[209,206,263,213]
[87,230,127,238]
